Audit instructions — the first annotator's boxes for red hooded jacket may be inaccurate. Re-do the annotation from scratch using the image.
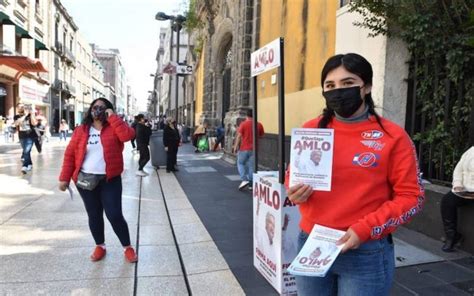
[59,114,135,183]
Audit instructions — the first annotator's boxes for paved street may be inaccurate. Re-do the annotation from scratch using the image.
[1,139,474,295]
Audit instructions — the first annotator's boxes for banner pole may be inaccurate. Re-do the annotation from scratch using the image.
[278,38,285,184]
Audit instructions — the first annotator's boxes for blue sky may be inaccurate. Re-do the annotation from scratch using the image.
[61,0,187,111]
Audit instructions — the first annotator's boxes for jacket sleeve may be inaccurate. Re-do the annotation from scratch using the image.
[163,128,170,147]
[108,114,135,142]
[350,133,425,242]
[59,128,79,182]
[452,152,466,188]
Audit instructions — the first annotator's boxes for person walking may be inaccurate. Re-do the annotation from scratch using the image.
[58,97,138,263]
[135,114,152,176]
[233,109,264,190]
[286,53,424,296]
[33,118,46,153]
[59,119,69,141]
[213,124,225,151]
[130,116,138,152]
[14,103,38,174]
[163,117,180,173]
[440,146,474,252]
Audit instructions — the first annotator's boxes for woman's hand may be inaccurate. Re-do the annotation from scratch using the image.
[287,183,313,204]
[105,109,114,117]
[337,228,361,253]
[453,186,464,192]
[59,181,69,192]
[164,146,168,152]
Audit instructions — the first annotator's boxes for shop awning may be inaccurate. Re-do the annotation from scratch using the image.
[0,56,47,73]
[15,25,32,39]
[34,39,48,50]
[0,12,15,25]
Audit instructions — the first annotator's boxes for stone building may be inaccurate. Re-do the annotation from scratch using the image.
[191,0,254,153]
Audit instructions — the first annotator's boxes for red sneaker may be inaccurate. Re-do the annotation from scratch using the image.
[124,247,138,263]
[90,246,106,261]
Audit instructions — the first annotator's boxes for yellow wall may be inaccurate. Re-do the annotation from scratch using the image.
[258,0,337,134]
[194,43,205,126]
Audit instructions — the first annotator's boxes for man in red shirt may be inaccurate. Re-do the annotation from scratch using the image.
[233,109,264,190]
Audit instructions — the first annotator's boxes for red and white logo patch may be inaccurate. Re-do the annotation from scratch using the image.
[361,130,384,139]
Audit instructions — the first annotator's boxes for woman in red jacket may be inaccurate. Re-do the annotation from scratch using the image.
[287,54,424,295]
[59,98,138,263]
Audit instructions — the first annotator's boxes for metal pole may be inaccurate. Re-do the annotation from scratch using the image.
[175,25,180,122]
[278,38,285,184]
[169,28,174,118]
[252,75,258,173]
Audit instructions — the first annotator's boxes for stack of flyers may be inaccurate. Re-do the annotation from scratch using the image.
[66,185,74,200]
[288,224,345,277]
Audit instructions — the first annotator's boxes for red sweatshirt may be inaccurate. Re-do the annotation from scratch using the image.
[285,116,425,243]
[59,114,135,183]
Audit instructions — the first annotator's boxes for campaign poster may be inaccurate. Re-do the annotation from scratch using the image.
[289,128,334,191]
[253,172,300,295]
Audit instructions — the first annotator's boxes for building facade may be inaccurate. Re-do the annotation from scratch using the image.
[50,0,78,131]
[155,23,188,122]
[74,31,93,124]
[0,0,51,120]
[91,44,126,114]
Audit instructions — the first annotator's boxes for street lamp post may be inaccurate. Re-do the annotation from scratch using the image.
[155,12,186,122]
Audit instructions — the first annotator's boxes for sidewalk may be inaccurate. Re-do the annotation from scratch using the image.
[2,140,474,295]
[0,140,243,295]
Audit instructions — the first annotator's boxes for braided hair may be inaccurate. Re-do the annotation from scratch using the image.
[318,53,386,132]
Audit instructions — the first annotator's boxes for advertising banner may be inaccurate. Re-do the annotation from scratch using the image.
[253,172,300,295]
[250,38,281,77]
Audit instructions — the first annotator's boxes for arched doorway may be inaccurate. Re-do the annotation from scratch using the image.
[221,44,232,125]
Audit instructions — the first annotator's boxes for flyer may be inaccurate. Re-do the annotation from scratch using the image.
[289,128,334,191]
[288,224,345,277]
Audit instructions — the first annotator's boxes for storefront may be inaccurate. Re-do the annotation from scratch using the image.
[19,77,50,123]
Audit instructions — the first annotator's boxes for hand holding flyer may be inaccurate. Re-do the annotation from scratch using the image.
[288,224,345,277]
[289,128,334,191]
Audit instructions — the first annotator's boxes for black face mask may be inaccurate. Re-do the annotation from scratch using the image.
[91,106,106,121]
[322,86,364,118]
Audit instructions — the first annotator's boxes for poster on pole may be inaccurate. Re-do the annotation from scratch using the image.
[251,38,281,77]
[289,128,334,191]
[253,172,300,295]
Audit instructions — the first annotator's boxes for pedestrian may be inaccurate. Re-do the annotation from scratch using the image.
[58,97,138,263]
[286,53,424,296]
[193,121,208,152]
[233,109,264,190]
[130,116,138,152]
[3,117,10,143]
[14,103,38,174]
[135,114,152,176]
[163,117,180,173]
[59,119,69,141]
[440,146,474,252]
[34,118,46,153]
[213,123,225,151]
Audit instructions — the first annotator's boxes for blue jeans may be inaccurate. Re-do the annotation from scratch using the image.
[77,176,131,247]
[19,137,34,167]
[295,230,395,296]
[60,131,67,141]
[237,150,254,182]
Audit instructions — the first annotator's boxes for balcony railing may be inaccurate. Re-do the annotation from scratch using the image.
[63,46,76,65]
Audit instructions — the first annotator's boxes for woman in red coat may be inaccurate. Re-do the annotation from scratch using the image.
[58,98,138,263]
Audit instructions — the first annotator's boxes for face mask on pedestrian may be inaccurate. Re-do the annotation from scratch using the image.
[91,105,106,120]
[322,86,364,118]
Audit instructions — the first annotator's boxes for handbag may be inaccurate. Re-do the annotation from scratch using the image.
[197,136,209,151]
[76,172,105,191]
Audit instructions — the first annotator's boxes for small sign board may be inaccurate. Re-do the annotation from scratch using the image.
[251,38,281,77]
